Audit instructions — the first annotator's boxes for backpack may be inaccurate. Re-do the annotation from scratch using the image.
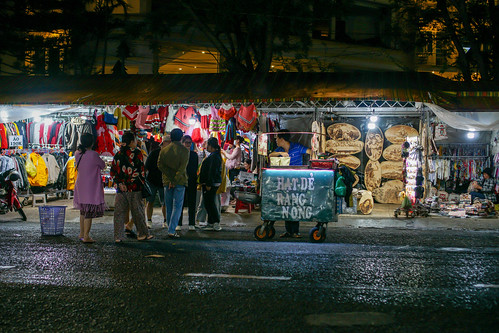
[236,104,258,132]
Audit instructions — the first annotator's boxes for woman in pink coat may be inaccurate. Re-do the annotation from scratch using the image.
[73,133,106,243]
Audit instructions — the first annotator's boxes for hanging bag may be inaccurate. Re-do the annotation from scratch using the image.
[335,176,347,197]
[25,154,37,178]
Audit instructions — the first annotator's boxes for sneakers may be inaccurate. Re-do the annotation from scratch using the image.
[280,232,291,238]
[292,233,303,238]
[162,222,168,228]
[147,220,152,229]
[213,223,222,231]
[175,226,181,231]
[188,226,195,231]
[202,224,214,231]
[168,233,180,239]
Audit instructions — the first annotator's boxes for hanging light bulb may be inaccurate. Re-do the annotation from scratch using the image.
[467,131,475,139]
[369,115,378,122]
[367,122,376,130]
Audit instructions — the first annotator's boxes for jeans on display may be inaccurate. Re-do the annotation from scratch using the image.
[164,185,186,234]
[202,186,220,225]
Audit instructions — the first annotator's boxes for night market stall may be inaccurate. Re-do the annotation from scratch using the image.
[0,73,497,224]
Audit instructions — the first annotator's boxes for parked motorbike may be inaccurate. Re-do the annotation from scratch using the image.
[0,169,27,221]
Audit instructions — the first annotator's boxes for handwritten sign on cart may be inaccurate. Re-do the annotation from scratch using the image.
[261,169,336,222]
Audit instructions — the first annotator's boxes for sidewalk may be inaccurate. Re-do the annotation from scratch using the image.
[2,197,498,231]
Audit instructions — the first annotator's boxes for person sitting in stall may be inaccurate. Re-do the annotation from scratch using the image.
[470,168,496,203]
[269,129,312,238]
[269,129,311,166]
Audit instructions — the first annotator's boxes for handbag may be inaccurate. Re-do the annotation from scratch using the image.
[140,178,153,198]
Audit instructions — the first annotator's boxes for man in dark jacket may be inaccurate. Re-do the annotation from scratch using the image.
[144,139,167,228]
[177,135,199,231]
[198,137,223,231]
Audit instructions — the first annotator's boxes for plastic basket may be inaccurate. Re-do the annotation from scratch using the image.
[39,206,66,236]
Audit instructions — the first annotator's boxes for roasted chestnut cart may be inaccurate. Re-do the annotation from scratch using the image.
[252,168,338,243]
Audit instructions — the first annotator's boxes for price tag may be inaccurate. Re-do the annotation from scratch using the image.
[9,135,23,148]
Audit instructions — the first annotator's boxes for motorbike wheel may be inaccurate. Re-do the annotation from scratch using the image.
[16,208,27,221]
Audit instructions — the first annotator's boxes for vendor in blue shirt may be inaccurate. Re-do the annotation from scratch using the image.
[269,129,312,238]
[269,129,312,166]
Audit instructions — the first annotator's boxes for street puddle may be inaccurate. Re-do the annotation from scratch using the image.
[305,312,394,327]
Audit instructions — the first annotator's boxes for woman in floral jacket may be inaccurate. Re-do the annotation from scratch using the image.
[111,131,153,242]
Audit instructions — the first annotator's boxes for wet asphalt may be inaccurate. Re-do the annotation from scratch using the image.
[0,220,498,332]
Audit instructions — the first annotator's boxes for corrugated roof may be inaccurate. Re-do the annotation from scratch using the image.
[0,72,497,111]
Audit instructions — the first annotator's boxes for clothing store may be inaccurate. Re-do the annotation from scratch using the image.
[0,73,496,220]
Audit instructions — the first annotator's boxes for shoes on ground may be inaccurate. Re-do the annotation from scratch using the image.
[188,226,195,231]
[202,224,215,231]
[292,233,303,238]
[162,222,168,228]
[213,223,222,231]
[280,232,291,238]
[175,226,181,231]
[168,233,180,239]
[147,221,152,229]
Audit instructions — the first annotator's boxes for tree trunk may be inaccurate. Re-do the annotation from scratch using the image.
[437,0,472,81]
[455,0,490,80]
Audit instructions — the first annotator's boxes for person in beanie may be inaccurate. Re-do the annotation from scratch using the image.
[157,128,189,238]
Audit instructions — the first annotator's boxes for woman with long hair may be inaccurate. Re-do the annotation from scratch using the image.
[198,137,223,231]
[73,133,106,243]
[111,131,153,242]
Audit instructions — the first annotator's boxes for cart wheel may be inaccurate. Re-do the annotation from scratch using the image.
[254,225,268,241]
[309,227,326,243]
[267,226,276,239]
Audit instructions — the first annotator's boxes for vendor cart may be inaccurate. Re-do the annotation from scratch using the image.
[254,168,337,243]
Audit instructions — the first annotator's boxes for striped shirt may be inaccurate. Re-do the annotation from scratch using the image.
[275,142,309,166]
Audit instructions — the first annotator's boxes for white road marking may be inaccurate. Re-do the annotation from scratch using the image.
[184,273,291,281]
[474,284,499,288]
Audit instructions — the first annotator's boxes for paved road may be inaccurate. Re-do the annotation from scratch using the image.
[0,221,498,332]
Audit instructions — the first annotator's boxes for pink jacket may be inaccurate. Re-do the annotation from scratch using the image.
[225,146,241,170]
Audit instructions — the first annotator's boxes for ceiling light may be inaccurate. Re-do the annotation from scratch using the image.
[467,131,475,139]
[178,68,182,70]
[369,115,378,122]
[367,122,376,130]
[201,51,206,54]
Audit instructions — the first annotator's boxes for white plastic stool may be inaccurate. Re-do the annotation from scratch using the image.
[32,194,47,207]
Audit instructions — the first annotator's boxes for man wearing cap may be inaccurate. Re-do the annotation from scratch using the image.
[158,129,189,238]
